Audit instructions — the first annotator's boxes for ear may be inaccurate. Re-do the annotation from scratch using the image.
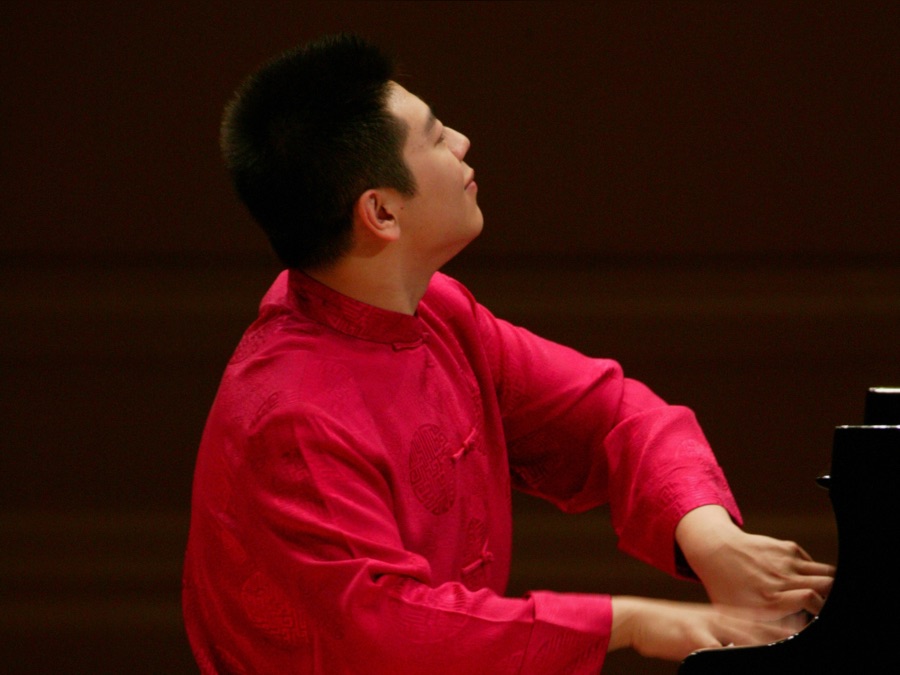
[353,188,402,243]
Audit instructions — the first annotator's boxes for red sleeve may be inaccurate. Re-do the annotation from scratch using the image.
[471,295,742,577]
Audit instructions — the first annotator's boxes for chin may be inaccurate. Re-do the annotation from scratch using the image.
[466,219,484,244]
[471,209,485,235]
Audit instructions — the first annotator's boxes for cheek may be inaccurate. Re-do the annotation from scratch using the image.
[420,172,456,202]
[409,155,463,203]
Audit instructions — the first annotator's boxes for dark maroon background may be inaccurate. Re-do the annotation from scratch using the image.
[2,2,897,261]
[2,2,897,673]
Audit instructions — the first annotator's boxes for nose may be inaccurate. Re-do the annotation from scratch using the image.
[447,127,470,161]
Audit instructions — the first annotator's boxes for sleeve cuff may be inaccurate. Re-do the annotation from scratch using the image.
[518,591,611,674]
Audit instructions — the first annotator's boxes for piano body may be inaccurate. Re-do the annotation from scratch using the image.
[678,387,900,672]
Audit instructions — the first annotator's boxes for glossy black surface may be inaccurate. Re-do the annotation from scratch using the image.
[679,399,900,672]
[864,386,900,425]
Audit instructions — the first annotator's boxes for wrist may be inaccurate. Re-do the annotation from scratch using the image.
[675,505,741,574]
[609,596,639,652]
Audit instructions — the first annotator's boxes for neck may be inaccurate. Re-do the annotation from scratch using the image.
[305,254,432,316]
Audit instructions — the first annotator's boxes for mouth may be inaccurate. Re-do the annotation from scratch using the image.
[465,169,476,190]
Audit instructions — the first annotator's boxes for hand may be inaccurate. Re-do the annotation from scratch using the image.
[609,596,805,661]
[675,506,835,618]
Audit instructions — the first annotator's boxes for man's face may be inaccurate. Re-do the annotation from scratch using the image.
[386,83,483,267]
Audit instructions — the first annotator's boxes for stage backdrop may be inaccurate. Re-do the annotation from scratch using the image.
[1,2,897,673]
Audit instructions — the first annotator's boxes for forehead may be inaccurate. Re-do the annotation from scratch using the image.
[386,82,435,141]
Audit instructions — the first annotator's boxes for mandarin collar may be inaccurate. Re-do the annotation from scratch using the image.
[286,269,426,349]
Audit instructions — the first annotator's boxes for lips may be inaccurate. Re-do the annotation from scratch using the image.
[465,169,476,188]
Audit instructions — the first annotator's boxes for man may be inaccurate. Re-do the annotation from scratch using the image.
[183,34,833,673]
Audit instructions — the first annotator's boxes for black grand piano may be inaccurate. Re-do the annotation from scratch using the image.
[678,387,900,672]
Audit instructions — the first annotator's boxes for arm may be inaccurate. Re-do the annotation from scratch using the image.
[466,289,740,575]
[675,505,835,617]
[464,287,834,608]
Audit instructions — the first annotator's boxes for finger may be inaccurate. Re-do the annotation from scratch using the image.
[775,588,827,616]
[770,610,809,634]
[723,619,794,648]
[794,559,836,577]
[782,573,834,598]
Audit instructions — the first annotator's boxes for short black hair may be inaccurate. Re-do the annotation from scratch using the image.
[220,33,416,270]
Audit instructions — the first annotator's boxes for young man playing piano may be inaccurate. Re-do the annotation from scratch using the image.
[182,34,834,673]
